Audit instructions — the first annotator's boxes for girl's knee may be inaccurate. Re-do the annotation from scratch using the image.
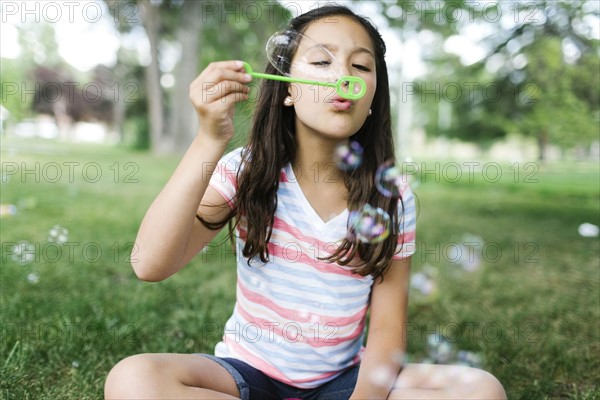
[473,369,507,400]
[104,354,161,398]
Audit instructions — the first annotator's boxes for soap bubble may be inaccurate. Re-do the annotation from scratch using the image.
[334,141,363,172]
[449,233,484,272]
[578,223,599,238]
[11,241,35,265]
[369,365,397,388]
[460,251,482,272]
[427,333,454,364]
[0,204,17,217]
[375,161,405,197]
[410,271,437,296]
[348,204,391,243]
[48,225,69,244]
[27,272,40,284]
[266,30,341,81]
[456,350,484,368]
[447,243,482,272]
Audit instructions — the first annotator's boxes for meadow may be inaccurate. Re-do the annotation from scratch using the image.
[1,138,598,399]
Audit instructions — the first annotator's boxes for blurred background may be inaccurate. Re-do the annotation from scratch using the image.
[2,0,598,158]
[1,1,599,399]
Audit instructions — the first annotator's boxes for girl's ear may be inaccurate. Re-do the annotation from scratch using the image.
[287,82,300,103]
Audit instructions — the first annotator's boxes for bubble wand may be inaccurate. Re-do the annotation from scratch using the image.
[242,62,366,100]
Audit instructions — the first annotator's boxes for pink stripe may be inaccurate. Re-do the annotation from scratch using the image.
[215,163,237,187]
[210,184,235,209]
[227,339,342,386]
[225,339,282,377]
[235,289,367,347]
[273,217,343,252]
[235,223,359,278]
[267,241,358,278]
[237,279,368,328]
[399,231,416,243]
[280,170,289,182]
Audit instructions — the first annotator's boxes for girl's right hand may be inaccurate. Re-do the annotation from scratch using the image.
[189,60,252,143]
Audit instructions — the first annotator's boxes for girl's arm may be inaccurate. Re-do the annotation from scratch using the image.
[350,257,412,399]
[132,61,251,282]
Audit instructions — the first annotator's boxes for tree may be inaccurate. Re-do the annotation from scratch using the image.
[378,0,600,159]
[105,0,291,153]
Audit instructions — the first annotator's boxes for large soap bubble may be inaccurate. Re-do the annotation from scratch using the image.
[348,204,391,244]
[242,30,367,100]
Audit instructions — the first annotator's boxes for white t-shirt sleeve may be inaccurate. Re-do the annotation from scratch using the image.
[208,147,244,209]
[393,183,417,259]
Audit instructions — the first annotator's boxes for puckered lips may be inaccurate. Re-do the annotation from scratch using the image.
[329,95,354,111]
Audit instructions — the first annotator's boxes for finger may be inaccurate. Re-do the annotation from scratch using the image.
[220,91,249,106]
[193,81,250,105]
[206,60,247,72]
[191,61,251,88]
[191,82,250,112]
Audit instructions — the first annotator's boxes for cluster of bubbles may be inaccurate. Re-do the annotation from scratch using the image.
[424,333,484,368]
[48,225,69,244]
[333,142,421,244]
[452,233,484,272]
[11,241,36,265]
[367,337,485,388]
[410,266,438,298]
[9,225,70,285]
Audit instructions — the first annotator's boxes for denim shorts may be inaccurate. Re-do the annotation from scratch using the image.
[199,354,359,400]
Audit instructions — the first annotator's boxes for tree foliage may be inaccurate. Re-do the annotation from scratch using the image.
[104,0,291,152]
[379,0,599,158]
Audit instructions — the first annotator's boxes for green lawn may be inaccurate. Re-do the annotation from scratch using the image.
[1,138,599,399]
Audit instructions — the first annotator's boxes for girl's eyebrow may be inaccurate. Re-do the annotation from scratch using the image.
[306,43,375,57]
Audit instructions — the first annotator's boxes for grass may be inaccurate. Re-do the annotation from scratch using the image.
[1,137,599,399]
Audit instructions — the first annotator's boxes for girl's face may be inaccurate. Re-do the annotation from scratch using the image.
[288,16,377,141]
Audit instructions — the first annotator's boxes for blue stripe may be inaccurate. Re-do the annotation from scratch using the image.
[238,264,371,304]
[229,315,365,367]
[237,249,372,289]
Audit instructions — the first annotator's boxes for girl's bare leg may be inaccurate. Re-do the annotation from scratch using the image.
[104,353,240,400]
[388,363,507,399]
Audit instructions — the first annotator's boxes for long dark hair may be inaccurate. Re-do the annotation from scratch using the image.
[200,5,404,281]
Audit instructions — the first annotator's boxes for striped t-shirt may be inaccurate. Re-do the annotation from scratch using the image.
[208,147,416,388]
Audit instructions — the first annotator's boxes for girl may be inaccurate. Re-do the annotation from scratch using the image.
[105,5,507,400]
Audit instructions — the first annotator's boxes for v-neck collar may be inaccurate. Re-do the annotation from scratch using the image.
[285,164,349,229]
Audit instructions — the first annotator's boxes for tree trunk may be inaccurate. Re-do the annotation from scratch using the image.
[537,129,548,161]
[141,2,166,153]
[170,0,203,153]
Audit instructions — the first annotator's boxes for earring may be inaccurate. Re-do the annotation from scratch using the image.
[368,109,372,116]
[284,96,293,106]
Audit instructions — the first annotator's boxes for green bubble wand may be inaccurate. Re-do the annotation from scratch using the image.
[242,62,366,100]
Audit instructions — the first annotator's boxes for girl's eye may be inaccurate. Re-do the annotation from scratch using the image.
[310,61,331,66]
[353,64,371,72]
